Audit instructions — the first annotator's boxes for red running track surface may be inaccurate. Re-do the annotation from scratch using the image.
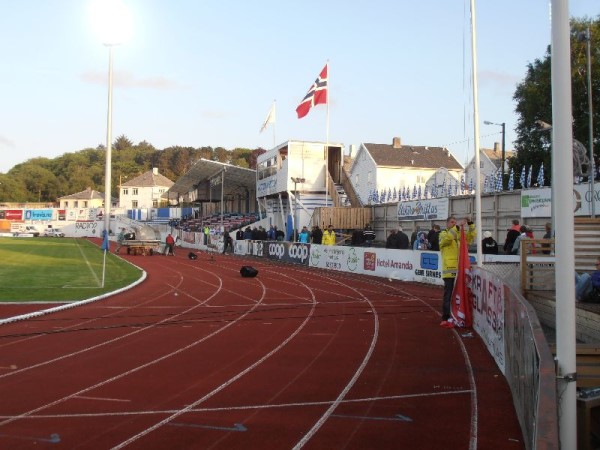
[0,243,525,449]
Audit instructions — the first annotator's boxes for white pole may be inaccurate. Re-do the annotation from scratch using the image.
[551,1,577,448]
[585,27,595,217]
[104,45,114,239]
[325,61,330,208]
[469,0,483,264]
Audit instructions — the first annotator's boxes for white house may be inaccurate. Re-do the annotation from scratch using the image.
[464,142,515,191]
[58,187,115,209]
[348,137,464,203]
[120,168,174,209]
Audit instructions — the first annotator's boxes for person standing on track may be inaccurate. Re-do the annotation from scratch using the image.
[164,233,176,256]
[115,228,126,254]
[439,216,476,328]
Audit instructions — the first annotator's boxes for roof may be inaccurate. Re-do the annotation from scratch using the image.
[363,143,463,170]
[58,188,105,200]
[167,158,256,198]
[122,169,174,188]
[481,147,515,169]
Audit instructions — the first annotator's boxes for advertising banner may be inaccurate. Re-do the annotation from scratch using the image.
[398,198,449,221]
[471,267,506,374]
[25,209,53,221]
[521,183,600,218]
[4,210,23,220]
[264,242,310,266]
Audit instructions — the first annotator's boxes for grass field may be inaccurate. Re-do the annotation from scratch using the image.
[0,237,143,302]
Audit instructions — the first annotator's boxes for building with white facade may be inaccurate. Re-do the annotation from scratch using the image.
[58,188,114,209]
[120,168,174,209]
[348,137,464,203]
[464,142,515,191]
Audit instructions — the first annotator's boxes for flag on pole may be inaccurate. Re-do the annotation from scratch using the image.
[372,189,379,203]
[424,184,429,199]
[260,101,276,133]
[483,176,489,193]
[417,185,422,199]
[101,229,109,251]
[380,188,386,203]
[527,165,533,188]
[296,64,328,119]
[468,178,474,193]
[508,168,514,191]
[495,170,502,192]
[450,225,474,328]
[392,187,397,201]
[537,163,545,187]
[519,166,526,189]
[412,185,417,199]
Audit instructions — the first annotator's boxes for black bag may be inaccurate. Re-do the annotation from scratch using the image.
[188,252,198,260]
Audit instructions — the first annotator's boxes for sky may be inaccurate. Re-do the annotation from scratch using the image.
[0,0,598,174]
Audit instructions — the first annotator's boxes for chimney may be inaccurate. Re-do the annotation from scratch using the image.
[349,144,356,158]
[392,137,402,149]
[493,142,500,153]
[152,167,158,175]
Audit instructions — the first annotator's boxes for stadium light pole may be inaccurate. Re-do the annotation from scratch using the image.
[91,0,132,236]
[483,120,506,188]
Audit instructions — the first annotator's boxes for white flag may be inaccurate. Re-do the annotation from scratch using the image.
[260,102,276,133]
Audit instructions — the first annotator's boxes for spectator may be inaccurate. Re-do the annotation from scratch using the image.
[351,228,365,246]
[439,216,476,328]
[575,257,600,301]
[115,228,126,254]
[396,226,410,249]
[482,231,498,255]
[243,226,253,240]
[276,227,285,241]
[541,222,552,254]
[413,231,430,250]
[410,226,421,249]
[427,225,441,251]
[322,225,336,245]
[222,228,233,254]
[511,225,529,255]
[386,230,398,249]
[299,226,310,243]
[363,224,376,247]
[503,219,521,254]
[311,225,323,244]
[235,228,244,240]
[267,225,276,240]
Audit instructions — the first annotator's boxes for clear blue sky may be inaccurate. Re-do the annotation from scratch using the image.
[0,0,597,173]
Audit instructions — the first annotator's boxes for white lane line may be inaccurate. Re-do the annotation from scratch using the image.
[74,396,131,403]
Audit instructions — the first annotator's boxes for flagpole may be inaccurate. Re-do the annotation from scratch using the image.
[325,60,330,208]
[272,100,276,148]
[470,0,483,264]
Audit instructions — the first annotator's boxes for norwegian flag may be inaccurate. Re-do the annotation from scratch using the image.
[296,64,328,119]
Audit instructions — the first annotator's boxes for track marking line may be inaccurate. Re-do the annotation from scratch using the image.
[74,395,131,403]
[169,422,247,432]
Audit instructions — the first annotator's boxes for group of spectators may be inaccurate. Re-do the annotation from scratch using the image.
[480,219,553,255]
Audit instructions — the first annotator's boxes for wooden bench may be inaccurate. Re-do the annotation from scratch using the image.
[551,344,600,450]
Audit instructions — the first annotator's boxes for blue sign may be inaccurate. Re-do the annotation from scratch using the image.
[26,209,53,220]
[420,252,439,270]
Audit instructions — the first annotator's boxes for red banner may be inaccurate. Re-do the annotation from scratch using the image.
[451,226,474,328]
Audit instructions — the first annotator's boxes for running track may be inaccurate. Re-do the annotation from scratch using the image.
[0,242,525,449]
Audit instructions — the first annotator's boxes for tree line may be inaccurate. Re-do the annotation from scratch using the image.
[0,135,266,203]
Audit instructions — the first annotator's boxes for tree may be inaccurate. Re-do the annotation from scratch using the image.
[512,16,600,185]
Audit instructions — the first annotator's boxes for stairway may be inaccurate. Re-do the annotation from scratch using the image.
[334,183,350,206]
[575,218,600,272]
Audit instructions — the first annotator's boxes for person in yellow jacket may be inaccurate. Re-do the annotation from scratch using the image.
[439,216,476,328]
[322,225,336,245]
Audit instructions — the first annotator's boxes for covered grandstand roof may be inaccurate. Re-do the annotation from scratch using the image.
[165,158,256,201]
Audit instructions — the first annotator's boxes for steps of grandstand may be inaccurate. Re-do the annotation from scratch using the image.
[334,183,350,206]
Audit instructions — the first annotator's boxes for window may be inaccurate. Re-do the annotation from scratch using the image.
[153,200,158,207]
[74,201,79,208]
[132,200,138,208]
[132,188,138,195]
[83,201,88,208]
[64,201,69,208]
[123,188,128,195]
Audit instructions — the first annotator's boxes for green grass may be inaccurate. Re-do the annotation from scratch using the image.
[0,237,143,302]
